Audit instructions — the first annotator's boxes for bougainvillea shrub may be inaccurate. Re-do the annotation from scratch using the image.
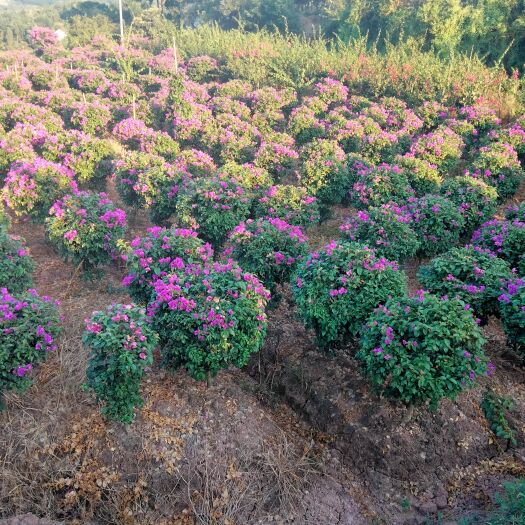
[408,195,465,256]
[252,185,321,227]
[407,126,464,173]
[148,260,269,381]
[0,288,61,409]
[228,217,308,297]
[466,142,524,200]
[498,278,525,356]
[0,229,35,294]
[83,303,158,423]
[3,158,77,221]
[348,163,413,209]
[357,292,490,409]
[440,176,498,234]
[395,156,442,196]
[292,241,407,350]
[45,192,126,273]
[340,205,420,262]
[472,217,525,276]
[123,226,213,304]
[299,139,349,204]
[418,246,512,323]
[176,177,252,248]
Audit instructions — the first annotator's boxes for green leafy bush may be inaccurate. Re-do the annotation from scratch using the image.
[3,158,77,221]
[292,241,407,350]
[84,304,158,424]
[408,195,465,256]
[418,246,512,323]
[348,162,414,209]
[300,139,349,204]
[498,278,525,357]
[357,291,490,409]
[459,479,525,525]
[177,176,252,249]
[340,204,420,262]
[481,389,517,446]
[472,218,525,276]
[395,156,442,196]
[440,175,498,235]
[148,260,269,381]
[0,288,61,410]
[228,217,308,297]
[0,229,34,294]
[467,142,524,201]
[253,184,321,227]
[123,226,213,305]
[45,192,126,274]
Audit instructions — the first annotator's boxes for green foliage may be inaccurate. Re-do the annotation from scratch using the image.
[45,191,126,273]
[348,163,414,209]
[0,288,61,410]
[459,479,525,525]
[228,217,308,298]
[408,195,465,257]
[418,246,512,323]
[252,184,321,228]
[123,226,213,305]
[340,205,420,263]
[84,304,158,424]
[177,176,252,249]
[292,241,407,350]
[498,278,525,357]
[357,292,489,409]
[149,260,269,381]
[468,142,524,201]
[481,389,517,446]
[395,156,443,196]
[440,175,499,235]
[0,229,34,294]
[300,139,349,204]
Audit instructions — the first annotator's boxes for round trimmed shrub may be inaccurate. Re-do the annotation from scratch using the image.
[123,226,213,304]
[83,304,158,423]
[114,151,187,224]
[253,185,321,227]
[148,260,270,381]
[407,126,464,173]
[348,163,413,209]
[0,229,34,294]
[357,292,490,409]
[440,176,498,234]
[340,204,420,262]
[61,134,115,189]
[292,241,408,350]
[228,217,308,297]
[408,195,465,256]
[498,278,525,356]
[418,246,513,323]
[300,139,349,204]
[467,142,523,200]
[45,192,126,273]
[177,176,252,249]
[505,202,525,222]
[396,156,442,196]
[0,288,61,409]
[3,158,77,221]
[472,218,525,276]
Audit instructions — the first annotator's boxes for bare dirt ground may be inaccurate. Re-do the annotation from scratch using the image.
[1,181,524,525]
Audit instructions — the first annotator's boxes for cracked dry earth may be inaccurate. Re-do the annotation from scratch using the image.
[1,183,525,525]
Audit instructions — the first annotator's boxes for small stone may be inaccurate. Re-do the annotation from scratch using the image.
[418,501,437,514]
